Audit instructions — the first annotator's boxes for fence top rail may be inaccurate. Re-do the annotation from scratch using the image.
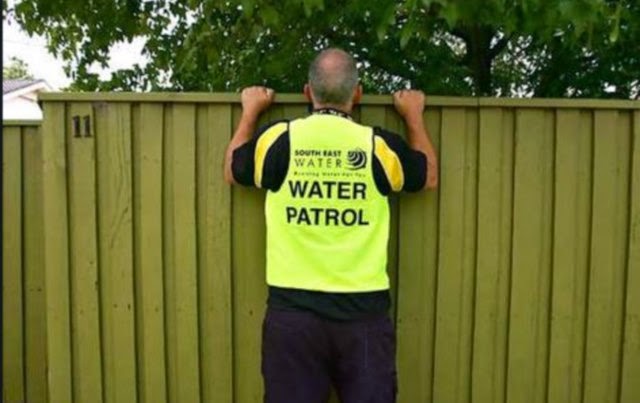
[38,92,640,109]
[2,119,42,127]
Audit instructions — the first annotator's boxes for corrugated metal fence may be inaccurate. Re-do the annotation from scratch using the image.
[3,94,640,403]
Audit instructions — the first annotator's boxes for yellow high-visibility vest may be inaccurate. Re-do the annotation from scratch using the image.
[264,113,390,292]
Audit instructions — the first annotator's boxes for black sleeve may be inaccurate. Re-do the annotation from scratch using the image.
[372,126,427,194]
[231,119,290,190]
[261,134,289,191]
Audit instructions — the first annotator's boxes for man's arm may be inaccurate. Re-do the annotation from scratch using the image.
[224,86,275,185]
[393,90,438,189]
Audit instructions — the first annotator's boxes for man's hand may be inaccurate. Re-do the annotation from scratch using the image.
[393,90,425,121]
[393,89,438,190]
[241,86,275,117]
[225,86,275,184]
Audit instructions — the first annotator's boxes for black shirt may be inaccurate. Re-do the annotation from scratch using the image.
[232,108,427,320]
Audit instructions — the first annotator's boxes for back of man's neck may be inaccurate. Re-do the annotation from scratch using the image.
[313,103,352,114]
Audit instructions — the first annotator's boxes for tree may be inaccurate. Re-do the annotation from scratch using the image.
[3,56,33,80]
[7,0,639,98]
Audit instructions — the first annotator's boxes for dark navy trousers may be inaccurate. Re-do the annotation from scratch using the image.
[261,307,397,403]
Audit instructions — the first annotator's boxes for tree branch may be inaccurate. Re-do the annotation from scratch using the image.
[489,33,513,58]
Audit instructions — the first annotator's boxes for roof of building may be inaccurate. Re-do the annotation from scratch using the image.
[3,79,47,95]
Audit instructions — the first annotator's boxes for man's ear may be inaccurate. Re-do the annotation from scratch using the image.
[352,84,363,106]
[304,84,313,103]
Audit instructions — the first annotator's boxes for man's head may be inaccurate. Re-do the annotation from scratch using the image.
[305,48,362,113]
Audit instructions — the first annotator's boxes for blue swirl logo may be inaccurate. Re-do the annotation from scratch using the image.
[346,148,367,170]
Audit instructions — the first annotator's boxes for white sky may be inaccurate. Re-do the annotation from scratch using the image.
[3,15,146,90]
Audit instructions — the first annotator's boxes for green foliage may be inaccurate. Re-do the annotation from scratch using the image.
[10,0,639,98]
[3,56,34,80]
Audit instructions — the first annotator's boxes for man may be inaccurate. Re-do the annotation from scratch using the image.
[224,48,438,403]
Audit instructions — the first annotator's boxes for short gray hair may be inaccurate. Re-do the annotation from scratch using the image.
[308,48,359,106]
